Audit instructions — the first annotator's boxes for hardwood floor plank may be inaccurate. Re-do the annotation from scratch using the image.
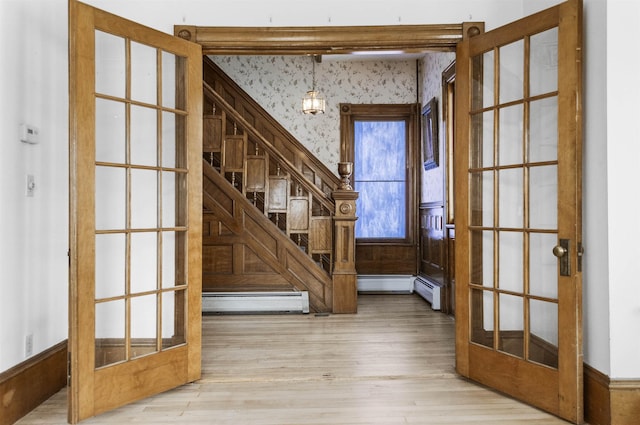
[16,295,570,424]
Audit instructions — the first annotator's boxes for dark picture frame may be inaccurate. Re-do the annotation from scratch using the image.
[422,97,439,171]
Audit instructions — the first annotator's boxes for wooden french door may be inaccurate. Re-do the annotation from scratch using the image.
[68,1,202,423]
[455,0,583,423]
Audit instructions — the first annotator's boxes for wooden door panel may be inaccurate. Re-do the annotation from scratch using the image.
[455,0,582,422]
[93,348,188,414]
[69,1,202,422]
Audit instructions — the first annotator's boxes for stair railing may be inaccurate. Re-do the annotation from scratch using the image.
[203,81,335,274]
[202,80,359,313]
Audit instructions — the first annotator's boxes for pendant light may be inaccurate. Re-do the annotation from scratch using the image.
[302,55,325,115]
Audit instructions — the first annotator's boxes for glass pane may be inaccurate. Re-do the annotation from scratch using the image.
[162,111,177,168]
[95,166,126,230]
[530,27,559,97]
[130,232,158,294]
[529,299,559,368]
[354,121,406,238]
[470,230,493,288]
[529,97,558,163]
[95,234,126,299]
[470,111,494,169]
[162,171,176,227]
[131,41,157,105]
[498,168,523,228]
[530,165,558,229]
[472,50,494,109]
[470,288,494,348]
[95,30,125,98]
[161,51,177,109]
[482,111,494,167]
[95,99,125,164]
[131,295,158,359]
[355,181,405,238]
[499,231,523,293]
[529,232,558,299]
[162,232,176,288]
[166,231,187,288]
[470,171,493,227]
[95,300,125,368]
[162,290,186,348]
[499,39,524,104]
[131,169,158,229]
[354,121,406,181]
[498,294,524,358]
[499,104,523,166]
[130,105,158,167]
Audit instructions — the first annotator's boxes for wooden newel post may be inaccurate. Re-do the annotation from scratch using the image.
[332,162,358,313]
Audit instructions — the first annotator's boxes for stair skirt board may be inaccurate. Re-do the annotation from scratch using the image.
[357,275,415,294]
[202,291,310,314]
[413,276,442,310]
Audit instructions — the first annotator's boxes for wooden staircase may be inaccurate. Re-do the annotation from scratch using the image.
[201,57,358,313]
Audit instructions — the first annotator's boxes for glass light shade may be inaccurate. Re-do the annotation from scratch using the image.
[302,90,325,114]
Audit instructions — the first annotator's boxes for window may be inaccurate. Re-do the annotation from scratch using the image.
[354,120,407,239]
[340,103,419,276]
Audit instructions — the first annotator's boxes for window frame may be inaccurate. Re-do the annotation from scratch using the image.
[340,103,420,247]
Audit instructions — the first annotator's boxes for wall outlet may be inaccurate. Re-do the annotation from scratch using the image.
[25,334,33,357]
[26,174,35,197]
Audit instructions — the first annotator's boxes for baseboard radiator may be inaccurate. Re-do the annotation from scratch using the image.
[357,275,415,293]
[414,276,442,310]
[202,291,310,314]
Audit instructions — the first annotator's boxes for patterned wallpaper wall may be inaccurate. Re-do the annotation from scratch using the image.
[211,53,455,203]
[211,55,418,176]
[419,51,456,204]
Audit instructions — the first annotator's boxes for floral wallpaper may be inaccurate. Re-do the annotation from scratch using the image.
[419,51,456,204]
[210,55,418,176]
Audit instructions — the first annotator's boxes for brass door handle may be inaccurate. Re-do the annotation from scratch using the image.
[552,245,567,258]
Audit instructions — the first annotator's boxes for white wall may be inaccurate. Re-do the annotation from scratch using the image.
[0,0,69,372]
[582,0,612,377]
[83,0,525,34]
[606,0,640,379]
[2,0,635,383]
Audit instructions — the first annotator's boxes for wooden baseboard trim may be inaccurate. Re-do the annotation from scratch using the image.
[609,377,640,425]
[0,340,67,425]
[584,364,610,425]
[584,363,640,425]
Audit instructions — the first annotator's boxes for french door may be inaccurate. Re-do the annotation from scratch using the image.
[455,0,583,423]
[68,1,202,422]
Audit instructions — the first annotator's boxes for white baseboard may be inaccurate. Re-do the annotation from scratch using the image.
[414,276,442,310]
[357,275,415,293]
[202,291,309,314]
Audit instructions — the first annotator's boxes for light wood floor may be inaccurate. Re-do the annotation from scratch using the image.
[17,294,571,424]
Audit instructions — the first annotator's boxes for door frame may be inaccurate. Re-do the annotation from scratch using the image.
[174,22,484,281]
[173,23,482,55]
